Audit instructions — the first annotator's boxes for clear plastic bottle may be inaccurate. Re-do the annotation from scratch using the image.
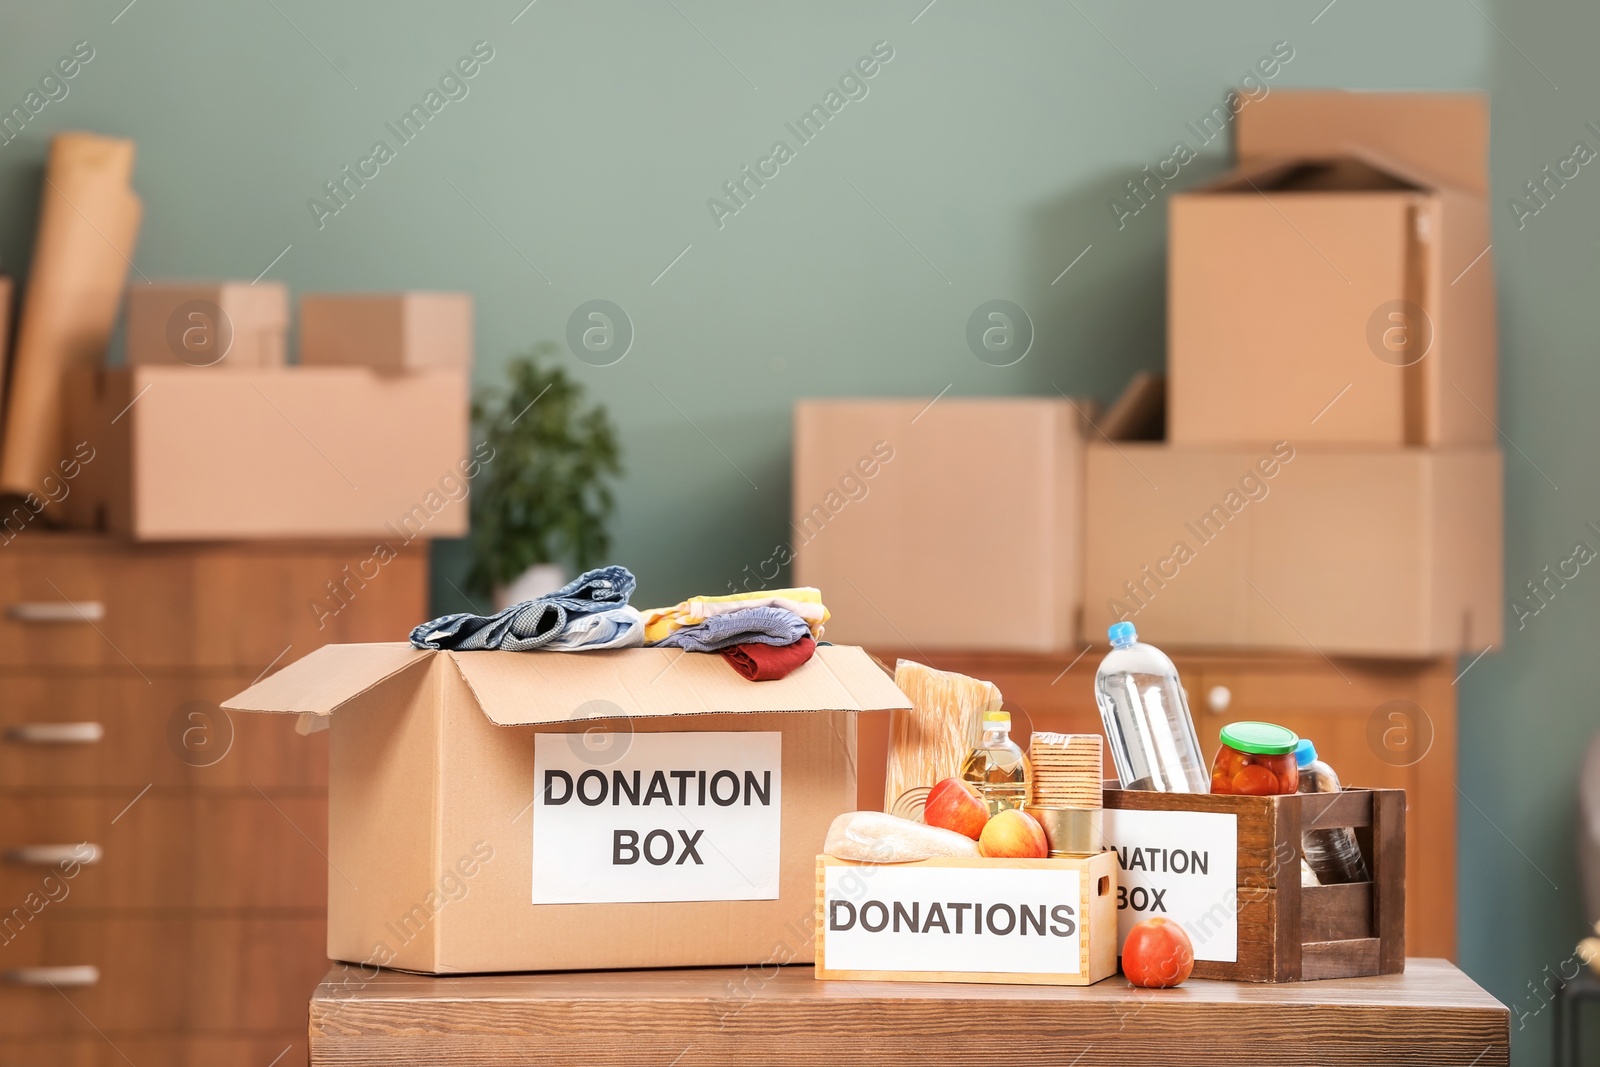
[1094,622,1208,792]
[960,710,1031,815]
[1295,738,1370,884]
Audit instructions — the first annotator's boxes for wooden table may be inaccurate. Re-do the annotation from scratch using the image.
[308,959,1508,1066]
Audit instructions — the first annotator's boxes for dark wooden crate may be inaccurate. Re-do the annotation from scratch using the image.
[1103,787,1405,982]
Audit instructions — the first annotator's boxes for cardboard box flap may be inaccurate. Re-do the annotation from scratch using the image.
[448,644,912,726]
[1236,90,1488,195]
[222,642,431,716]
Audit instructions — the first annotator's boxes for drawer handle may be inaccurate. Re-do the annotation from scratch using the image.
[3,844,101,866]
[6,601,106,623]
[2,966,100,987]
[4,722,105,745]
[1206,685,1232,713]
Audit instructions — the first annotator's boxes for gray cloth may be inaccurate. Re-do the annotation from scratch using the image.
[409,566,637,652]
[651,606,810,652]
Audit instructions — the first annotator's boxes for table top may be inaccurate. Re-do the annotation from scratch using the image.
[309,958,1508,1066]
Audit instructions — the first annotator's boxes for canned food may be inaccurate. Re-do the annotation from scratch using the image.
[1210,721,1299,796]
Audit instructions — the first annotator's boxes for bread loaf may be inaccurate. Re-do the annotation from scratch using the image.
[823,810,981,863]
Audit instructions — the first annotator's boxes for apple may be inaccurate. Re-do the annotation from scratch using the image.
[977,808,1048,859]
[923,778,988,840]
[1122,917,1195,988]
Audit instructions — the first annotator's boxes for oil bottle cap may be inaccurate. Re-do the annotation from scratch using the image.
[1294,738,1318,768]
[1219,721,1299,756]
[982,710,1011,727]
[1107,621,1138,648]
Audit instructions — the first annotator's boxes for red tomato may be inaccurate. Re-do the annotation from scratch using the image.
[1122,917,1195,988]
[1231,764,1282,796]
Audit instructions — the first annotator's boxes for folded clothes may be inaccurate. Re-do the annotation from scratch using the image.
[642,587,829,644]
[721,635,816,681]
[409,565,637,652]
[686,595,828,629]
[651,606,810,652]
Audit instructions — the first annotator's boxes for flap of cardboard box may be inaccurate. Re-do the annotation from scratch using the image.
[222,642,911,723]
[223,642,431,715]
[1236,90,1488,195]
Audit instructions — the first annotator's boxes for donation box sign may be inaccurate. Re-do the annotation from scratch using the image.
[1100,807,1239,963]
[531,731,783,905]
[820,864,1084,975]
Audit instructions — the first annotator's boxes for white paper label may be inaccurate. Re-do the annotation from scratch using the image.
[1100,808,1239,962]
[531,731,782,904]
[821,865,1083,975]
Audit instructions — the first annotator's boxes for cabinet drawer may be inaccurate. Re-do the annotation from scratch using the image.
[0,538,425,669]
[0,1033,307,1067]
[0,793,325,909]
[0,914,326,1033]
[1179,657,1440,722]
[0,673,326,789]
[1180,657,1447,789]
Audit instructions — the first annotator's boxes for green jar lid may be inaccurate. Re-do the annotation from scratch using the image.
[1219,721,1299,756]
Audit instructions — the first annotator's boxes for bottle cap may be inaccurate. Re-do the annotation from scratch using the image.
[1219,721,1299,756]
[1107,621,1137,648]
[1294,738,1318,768]
[982,710,1011,727]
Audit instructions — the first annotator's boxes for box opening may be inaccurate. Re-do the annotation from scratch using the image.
[1211,156,1423,194]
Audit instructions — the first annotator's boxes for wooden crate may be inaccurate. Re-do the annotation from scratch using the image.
[814,853,1119,986]
[1103,787,1405,982]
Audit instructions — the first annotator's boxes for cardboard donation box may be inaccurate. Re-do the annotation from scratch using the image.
[222,643,910,974]
[1168,92,1495,446]
[815,853,1119,986]
[1082,443,1502,657]
[300,292,473,371]
[792,398,1088,653]
[63,366,470,540]
[125,282,288,368]
[1102,788,1406,983]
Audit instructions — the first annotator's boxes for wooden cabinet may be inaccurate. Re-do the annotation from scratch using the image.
[0,915,329,1033]
[863,648,1457,960]
[0,793,328,909]
[0,535,426,1067]
[0,673,327,788]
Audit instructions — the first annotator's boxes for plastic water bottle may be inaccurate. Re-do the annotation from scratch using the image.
[1094,622,1208,792]
[1295,739,1370,884]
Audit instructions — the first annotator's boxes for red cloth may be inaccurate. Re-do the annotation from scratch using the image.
[721,636,816,681]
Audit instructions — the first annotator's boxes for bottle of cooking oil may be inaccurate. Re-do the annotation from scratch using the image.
[960,710,1031,815]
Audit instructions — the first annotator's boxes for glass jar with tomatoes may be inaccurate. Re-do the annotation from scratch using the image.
[1210,722,1299,795]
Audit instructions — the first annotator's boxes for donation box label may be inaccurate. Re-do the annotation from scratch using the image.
[532,731,782,904]
[1100,807,1239,963]
[821,865,1084,976]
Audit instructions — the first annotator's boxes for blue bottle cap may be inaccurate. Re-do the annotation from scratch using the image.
[1294,737,1317,768]
[1107,621,1137,648]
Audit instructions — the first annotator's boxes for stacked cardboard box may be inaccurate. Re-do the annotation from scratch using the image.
[791,398,1092,653]
[1084,91,1503,657]
[67,288,473,540]
[126,282,289,368]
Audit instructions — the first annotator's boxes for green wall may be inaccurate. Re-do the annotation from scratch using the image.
[1469,0,1600,1058]
[1,2,1593,1062]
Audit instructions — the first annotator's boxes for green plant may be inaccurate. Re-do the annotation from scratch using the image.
[466,343,622,594]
